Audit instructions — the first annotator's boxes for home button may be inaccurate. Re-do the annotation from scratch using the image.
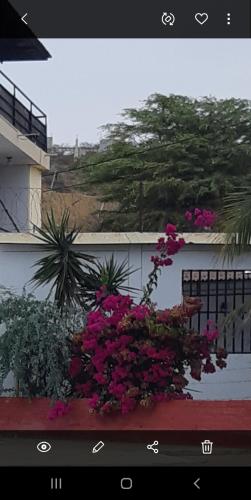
[120,477,133,490]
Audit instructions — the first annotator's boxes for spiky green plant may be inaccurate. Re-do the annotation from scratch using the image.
[83,254,138,307]
[218,186,251,262]
[217,186,251,330]
[30,209,95,312]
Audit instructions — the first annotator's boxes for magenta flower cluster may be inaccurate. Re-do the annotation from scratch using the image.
[185,208,216,229]
[151,224,185,267]
[68,297,227,415]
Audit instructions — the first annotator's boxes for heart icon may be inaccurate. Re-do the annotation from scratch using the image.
[195,12,209,25]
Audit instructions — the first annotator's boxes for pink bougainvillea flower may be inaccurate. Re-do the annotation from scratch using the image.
[129,304,151,320]
[96,284,108,303]
[194,208,202,216]
[194,214,204,227]
[83,338,98,350]
[202,320,219,342]
[151,230,185,268]
[102,294,132,313]
[111,366,129,383]
[185,210,193,221]
[89,393,100,409]
[94,373,107,385]
[185,208,217,230]
[109,382,127,398]
[86,310,107,334]
[165,223,177,235]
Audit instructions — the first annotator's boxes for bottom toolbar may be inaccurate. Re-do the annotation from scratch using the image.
[0,431,250,467]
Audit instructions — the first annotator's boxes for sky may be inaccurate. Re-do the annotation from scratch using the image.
[2,39,251,144]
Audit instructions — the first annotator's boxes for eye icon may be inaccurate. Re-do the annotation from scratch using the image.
[37,441,52,453]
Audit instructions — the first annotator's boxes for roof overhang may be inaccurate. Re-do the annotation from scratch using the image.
[0,2,51,62]
[0,38,51,62]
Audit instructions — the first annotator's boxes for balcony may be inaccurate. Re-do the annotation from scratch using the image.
[0,70,47,152]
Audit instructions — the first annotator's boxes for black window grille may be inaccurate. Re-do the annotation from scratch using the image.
[182,270,251,354]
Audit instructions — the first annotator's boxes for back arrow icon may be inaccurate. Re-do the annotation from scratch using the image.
[21,13,28,25]
[194,478,200,490]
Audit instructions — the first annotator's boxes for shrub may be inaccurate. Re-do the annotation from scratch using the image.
[0,291,84,400]
[69,224,227,415]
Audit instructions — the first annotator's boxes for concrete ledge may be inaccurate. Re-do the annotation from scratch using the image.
[0,115,49,171]
[0,398,250,431]
[0,232,227,246]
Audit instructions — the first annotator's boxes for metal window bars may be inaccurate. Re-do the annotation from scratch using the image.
[0,70,47,151]
[182,270,251,353]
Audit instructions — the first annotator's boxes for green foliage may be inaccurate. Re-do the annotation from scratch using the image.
[83,255,138,307]
[218,186,251,262]
[79,93,251,231]
[0,291,84,399]
[214,187,251,330]
[31,209,95,312]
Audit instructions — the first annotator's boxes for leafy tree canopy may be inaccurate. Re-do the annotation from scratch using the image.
[79,93,251,231]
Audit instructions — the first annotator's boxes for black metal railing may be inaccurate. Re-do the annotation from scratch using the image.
[182,270,251,354]
[0,70,47,151]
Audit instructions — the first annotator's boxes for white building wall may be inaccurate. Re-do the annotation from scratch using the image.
[0,165,42,232]
[0,240,250,399]
[0,164,30,232]
[29,167,42,229]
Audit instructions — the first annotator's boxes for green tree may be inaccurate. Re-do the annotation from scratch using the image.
[79,93,251,231]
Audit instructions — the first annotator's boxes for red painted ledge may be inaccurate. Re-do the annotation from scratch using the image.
[0,398,251,431]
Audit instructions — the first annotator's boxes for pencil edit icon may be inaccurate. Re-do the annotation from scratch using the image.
[92,441,105,454]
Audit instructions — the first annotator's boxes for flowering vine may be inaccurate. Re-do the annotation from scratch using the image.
[141,224,185,305]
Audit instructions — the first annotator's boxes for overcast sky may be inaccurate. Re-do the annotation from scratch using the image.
[2,39,251,144]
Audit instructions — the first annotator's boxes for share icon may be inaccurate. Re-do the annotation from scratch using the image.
[146,440,159,454]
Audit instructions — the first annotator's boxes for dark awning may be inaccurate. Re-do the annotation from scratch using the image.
[0,2,51,62]
[0,39,51,62]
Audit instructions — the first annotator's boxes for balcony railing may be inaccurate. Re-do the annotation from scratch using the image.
[0,70,47,152]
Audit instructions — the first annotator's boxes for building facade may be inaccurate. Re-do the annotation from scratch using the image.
[0,36,50,232]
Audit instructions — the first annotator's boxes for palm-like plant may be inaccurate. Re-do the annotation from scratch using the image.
[219,186,251,262]
[83,255,138,307]
[30,209,95,312]
[218,186,251,327]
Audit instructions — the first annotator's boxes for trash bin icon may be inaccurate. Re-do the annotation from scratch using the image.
[201,440,213,454]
